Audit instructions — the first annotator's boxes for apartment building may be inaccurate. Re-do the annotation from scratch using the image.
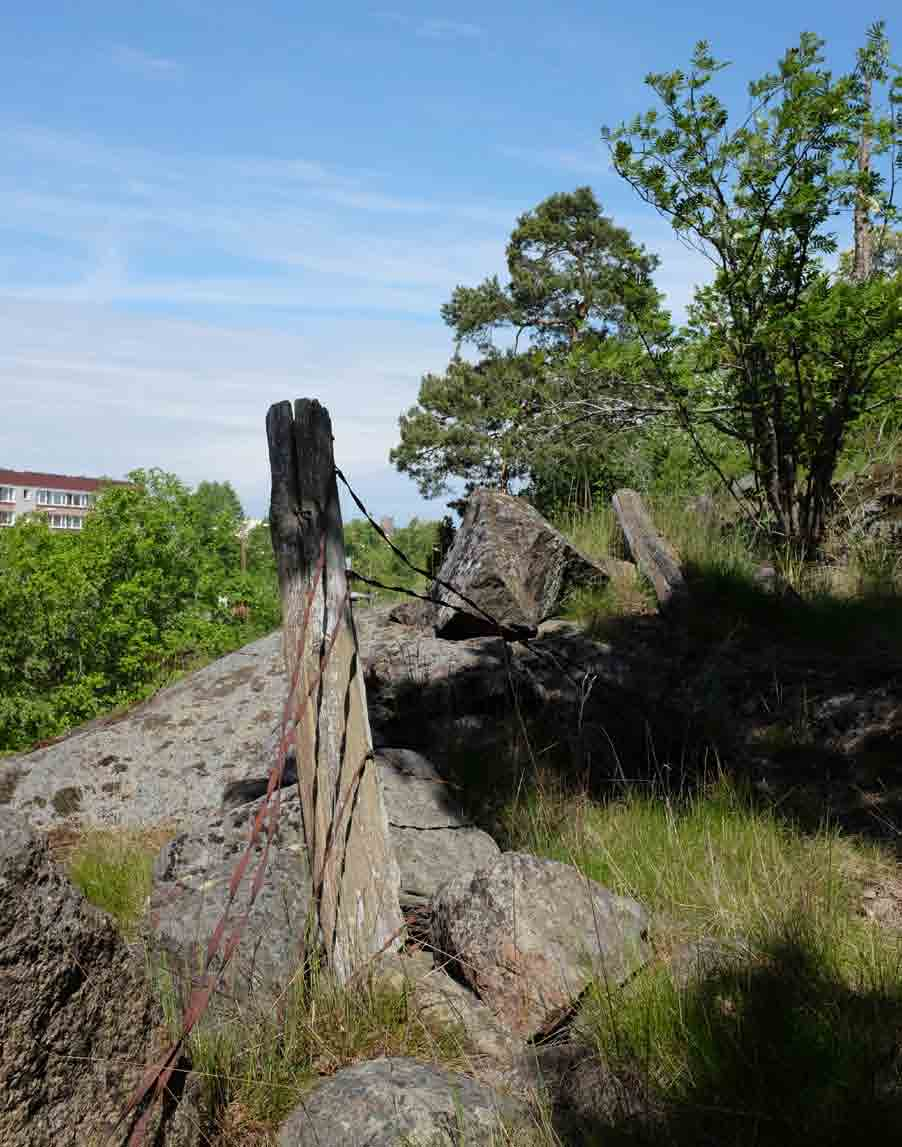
[0,469,122,530]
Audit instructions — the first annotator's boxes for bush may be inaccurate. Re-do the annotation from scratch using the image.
[0,469,280,751]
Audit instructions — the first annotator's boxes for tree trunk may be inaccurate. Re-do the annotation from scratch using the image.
[267,398,403,982]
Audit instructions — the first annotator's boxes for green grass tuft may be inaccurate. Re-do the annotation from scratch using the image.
[178,960,474,1134]
[66,827,171,936]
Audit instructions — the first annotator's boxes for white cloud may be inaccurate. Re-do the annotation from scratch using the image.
[0,121,713,525]
[416,18,485,40]
[0,300,455,520]
[0,125,514,312]
[110,45,180,77]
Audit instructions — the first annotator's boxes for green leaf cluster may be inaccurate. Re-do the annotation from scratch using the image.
[604,25,902,550]
[343,516,451,598]
[0,470,280,752]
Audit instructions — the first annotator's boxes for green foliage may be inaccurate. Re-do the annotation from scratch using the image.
[442,186,660,353]
[178,958,470,1133]
[392,188,662,500]
[527,420,747,517]
[344,516,449,600]
[0,469,280,752]
[604,26,902,552]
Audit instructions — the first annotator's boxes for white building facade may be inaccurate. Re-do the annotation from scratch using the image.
[0,469,119,530]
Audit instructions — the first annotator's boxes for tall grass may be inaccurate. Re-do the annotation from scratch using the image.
[559,490,902,657]
[557,506,624,564]
[507,775,882,944]
[171,962,473,1134]
[505,775,902,1145]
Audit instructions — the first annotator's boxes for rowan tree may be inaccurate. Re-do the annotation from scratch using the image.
[603,26,902,553]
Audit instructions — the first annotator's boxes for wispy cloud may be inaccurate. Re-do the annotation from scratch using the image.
[110,44,180,77]
[416,18,485,41]
[499,143,612,177]
[0,124,514,314]
[0,123,516,516]
[0,300,453,520]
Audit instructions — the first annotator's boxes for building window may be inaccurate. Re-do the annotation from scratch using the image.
[38,489,91,508]
[48,514,83,530]
[0,486,14,503]
[23,488,30,499]
[0,510,14,526]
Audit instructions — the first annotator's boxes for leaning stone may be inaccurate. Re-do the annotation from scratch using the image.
[431,489,610,639]
[612,489,687,613]
[276,1056,530,1146]
[431,852,649,1039]
[0,808,203,1146]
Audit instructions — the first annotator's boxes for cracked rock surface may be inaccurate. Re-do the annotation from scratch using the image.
[431,851,649,1039]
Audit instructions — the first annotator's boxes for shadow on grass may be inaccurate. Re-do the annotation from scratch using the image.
[680,560,902,659]
[564,920,902,1146]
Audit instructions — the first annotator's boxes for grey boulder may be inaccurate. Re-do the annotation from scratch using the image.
[1,630,286,830]
[148,791,313,1023]
[431,488,610,639]
[0,808,202,1146]
[378,748,500,904]
[431,851,649,1039]
[277,1057,529,1146]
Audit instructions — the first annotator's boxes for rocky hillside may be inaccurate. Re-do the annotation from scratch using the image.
[2,485,902,1145]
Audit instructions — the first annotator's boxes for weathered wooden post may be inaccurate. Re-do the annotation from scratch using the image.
[267,398,403,981]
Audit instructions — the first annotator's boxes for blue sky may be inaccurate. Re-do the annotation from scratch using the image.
[1,2,895,520]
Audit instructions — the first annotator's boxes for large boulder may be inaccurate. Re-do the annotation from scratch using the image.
[377,748,500,904]
[0,808,202,1146]
[148,791,314,1024]
[2,631,286,830]
[276,1057,530,1146]
[431,852,649,1039]
[430,489,612,639]
[148,750,500,1019]
[1,606,674,837]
